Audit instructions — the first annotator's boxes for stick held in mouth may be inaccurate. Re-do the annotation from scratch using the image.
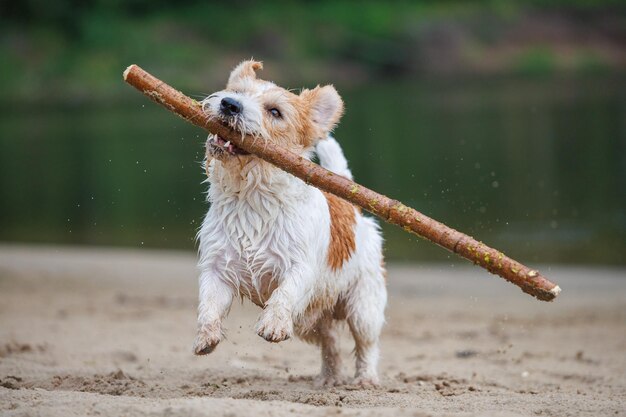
[123,64,561,302]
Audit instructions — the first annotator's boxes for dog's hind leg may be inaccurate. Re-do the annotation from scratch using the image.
[193,269,234,355]
[346,272,387,387]
[315,317,344,387]
[295,312,344,387]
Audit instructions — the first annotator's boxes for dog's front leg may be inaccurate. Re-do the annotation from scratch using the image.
[255,266,313,343]
[193,269,234,355]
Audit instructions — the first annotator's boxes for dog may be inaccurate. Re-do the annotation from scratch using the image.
[193,60,387,387]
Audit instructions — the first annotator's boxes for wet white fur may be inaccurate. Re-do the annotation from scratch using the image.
[194,66,387,386]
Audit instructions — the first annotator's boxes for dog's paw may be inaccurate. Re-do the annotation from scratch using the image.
[193,321,222,355]
[314,373,345,388]
[350,375,380,389]
[255,308,293,343]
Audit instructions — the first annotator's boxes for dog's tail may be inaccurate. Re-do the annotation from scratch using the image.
[315,136,353,180]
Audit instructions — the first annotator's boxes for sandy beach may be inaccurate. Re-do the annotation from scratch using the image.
[0,244,624,416]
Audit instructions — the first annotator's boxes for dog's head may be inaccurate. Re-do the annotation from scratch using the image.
[202,60,344,164]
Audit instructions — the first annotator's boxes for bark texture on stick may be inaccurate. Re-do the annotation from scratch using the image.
[123,64,561,302]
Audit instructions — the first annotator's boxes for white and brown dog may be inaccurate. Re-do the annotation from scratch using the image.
[193,60,387,387]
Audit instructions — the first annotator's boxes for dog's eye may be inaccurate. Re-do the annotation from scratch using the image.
[268,108,282,118]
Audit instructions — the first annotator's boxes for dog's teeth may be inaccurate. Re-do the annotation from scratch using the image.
[224,141,231,148]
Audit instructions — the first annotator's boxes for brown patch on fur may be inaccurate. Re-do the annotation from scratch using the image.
[323,192,357,271]
[332,297,347,320]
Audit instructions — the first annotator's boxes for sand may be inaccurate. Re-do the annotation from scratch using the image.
[0,244,624,416]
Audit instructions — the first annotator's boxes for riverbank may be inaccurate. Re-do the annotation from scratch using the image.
[1,245,624,416]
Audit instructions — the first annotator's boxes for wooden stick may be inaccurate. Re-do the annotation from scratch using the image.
[123,64,561,301]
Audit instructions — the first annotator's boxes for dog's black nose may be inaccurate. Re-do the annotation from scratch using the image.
[220,97,243,116]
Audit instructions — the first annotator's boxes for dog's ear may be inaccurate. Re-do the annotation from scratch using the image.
[300,85,344,134]
[228,60,263,86]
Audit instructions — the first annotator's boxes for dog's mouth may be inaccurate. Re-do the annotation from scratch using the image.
[207,134,250,156]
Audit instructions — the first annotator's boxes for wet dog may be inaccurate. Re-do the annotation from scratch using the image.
[193,60,386,387]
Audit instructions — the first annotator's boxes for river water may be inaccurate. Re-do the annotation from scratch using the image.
[1,75,624,264]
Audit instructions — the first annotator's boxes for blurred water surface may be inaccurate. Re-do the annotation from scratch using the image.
[0,75,624,264]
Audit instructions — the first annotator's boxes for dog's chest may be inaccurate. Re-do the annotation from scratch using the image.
[208,187,303,272]
[213,195,298,304]
[224,199,283,256]
[201,166,317,304]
